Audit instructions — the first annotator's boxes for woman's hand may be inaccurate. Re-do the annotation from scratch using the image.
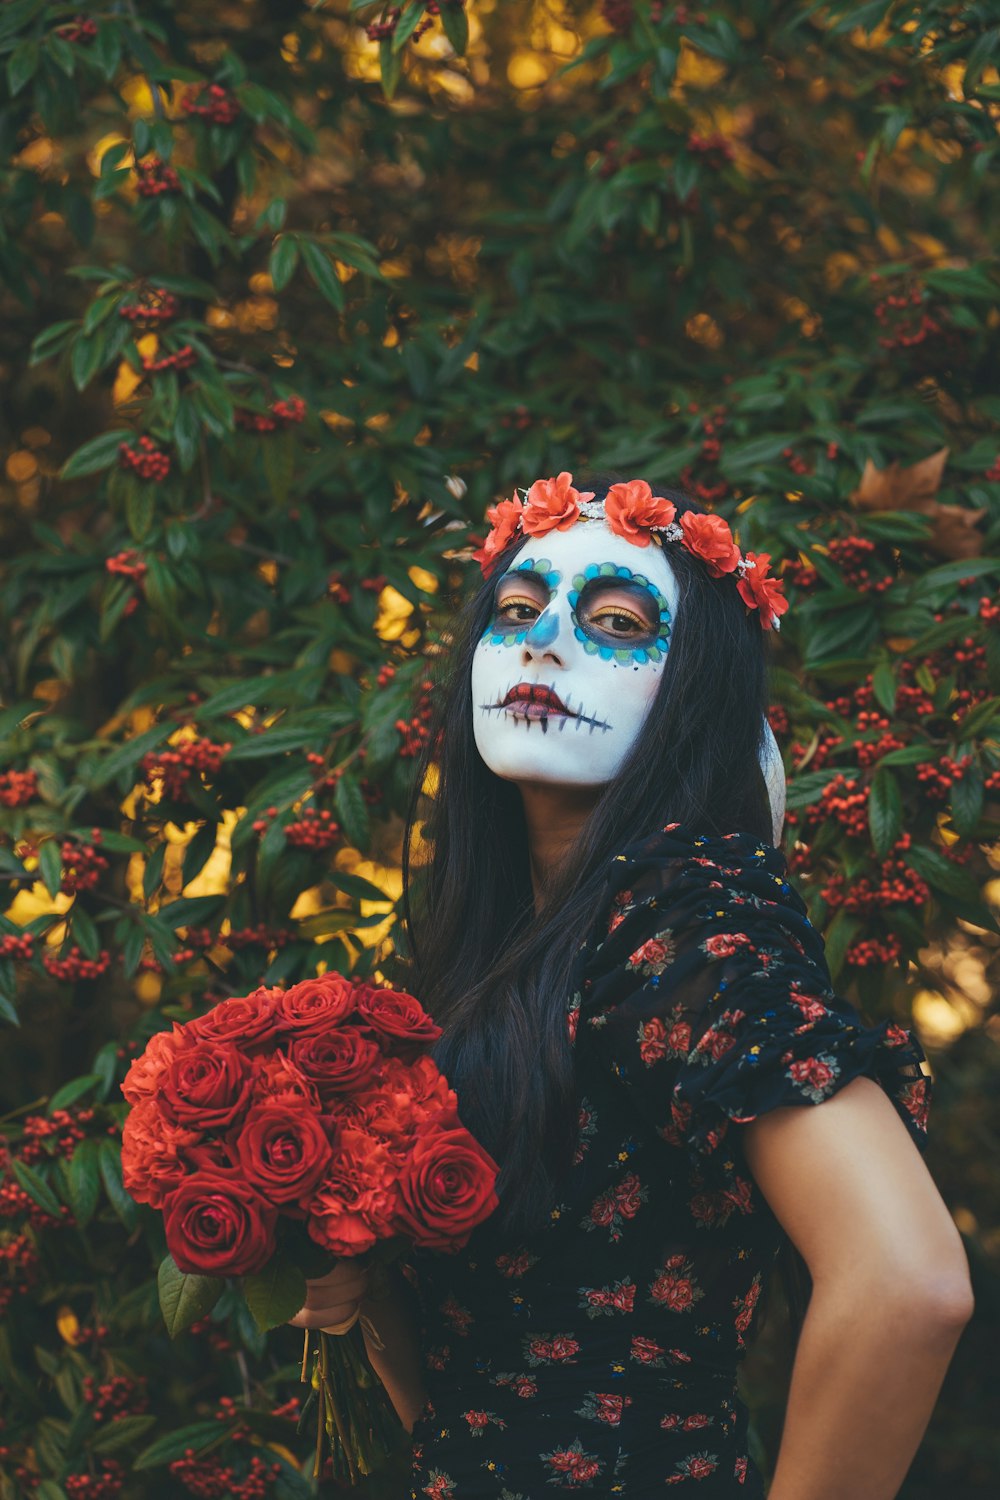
[288,1256,371,1332]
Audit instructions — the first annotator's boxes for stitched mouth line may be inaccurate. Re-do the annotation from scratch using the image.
[478,683,612,734]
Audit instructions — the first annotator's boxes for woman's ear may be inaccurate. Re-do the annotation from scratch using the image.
[759,719,786,846]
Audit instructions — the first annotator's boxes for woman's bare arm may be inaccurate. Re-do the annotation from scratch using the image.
[741,1074,973,1500]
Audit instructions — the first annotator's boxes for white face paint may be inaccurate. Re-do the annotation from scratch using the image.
[471,522,680,788]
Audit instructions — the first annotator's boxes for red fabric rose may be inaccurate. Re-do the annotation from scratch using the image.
[678,511,741,577]
[288,1029,382,1104]
[121,1098,201,1208]
[395,1125,499,1251]
[121,1024,191,1105]
[306,1127,400,1257]
[161,1043,252,1131]
[472,494,523,575]
[237,1100,332,1204]
[183,987,281,1052]
[355,986,442,1053]
[163,1170,277,1277]
[735,550,789,628]
[520,472,595,538]
[274,974,357,1036]
[603,480,677,547]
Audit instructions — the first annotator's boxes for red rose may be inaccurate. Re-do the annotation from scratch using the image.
[396,1125,499,1251]
[306,1127,400,1257]
[678,511,741,577]
[161,1042,252,1130]
[163,1170,277,1277]
[250,1050,321,1108]
[183,987,281,1052]
[736,550,789,629]
[275,974,357,1036]
[121,1024,191,1105]
[288,1029,382,1104]
[520,472,594,538]
[355,986,443,1053]
[237,1101,332,1205]
[121,1098,201,1209]
[472,494,524,575]
[603,480,677,547]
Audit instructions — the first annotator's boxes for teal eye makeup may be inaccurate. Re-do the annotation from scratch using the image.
[481,557,562,648]
[568,562,671,664]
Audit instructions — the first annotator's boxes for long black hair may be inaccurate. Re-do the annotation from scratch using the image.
[397,471,811,1343]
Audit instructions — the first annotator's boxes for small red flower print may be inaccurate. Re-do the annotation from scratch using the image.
[524,1333,581,1367]
[733,1271,764,1337]
[581,1171,649,1242]
[421,1470,456,1498]
[901,1075,930,1133]
[575,1390,633,1425]
[629,1334,667,1367]
[787,1051,840,1103]
[496,1249,539,1278]
[735,1454,749,1483]
[664,1451,719,1483]
[520,471,594,538]
[460,1408,506,1436]
[577,1276,636,1318]
[627,932,676,974]
[424,1345,451,1371]
[439,1293,473,1335]
[648,1254,705,1313]
[638,1016,667,1065]
[539,1437,603,1487]
[684,1413,712,1430]
[702,931,752,959]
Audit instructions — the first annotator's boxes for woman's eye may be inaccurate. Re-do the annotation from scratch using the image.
[588,606,652,636]
[496,597,541,624]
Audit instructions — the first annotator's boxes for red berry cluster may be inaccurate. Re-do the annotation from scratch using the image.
[985,457,1000,483]
[377,662,396,687]
[118,435,171,481]
[783,558,818,589]
[57,15,98,44]
[285,808,341,850]
[304,751,343,793]
[81,1373,149,1423]
[821,852,929,916]
[0,1229,42,1317]
[17,1107,94,1166]
[915,754,972,802]
[826,535,893,592]
[142,343,197,373]
[327,572,351,604]
[59,830,109,894]
[135,156,181,196]
[43,945,112,981]
[188,1315,235,1353]
[0,767,38,806]
[65,1461,126,1500]
[687,130,735,167]
[601,0,635,31]
[985,768,1000,792]
[366,5,402,40]
[0,931,34,960]
[870,275,943,351]
[169,1450,281,1500]
[106,548,147,581]
[598,138,644,180]
[980,594,1000,623]
[499,402,533,429]
[235,395,306,432]
[781,446,811,476]
[140,737,232,799]
[119,287,180,325]
[845,933,902,967]
[226,924,294,950]
[182,83,242,125]
[767,703,789,738]
[360,572,388,592]
[396,678,435,757]
[798,774,869,837]
[679,404,727,503]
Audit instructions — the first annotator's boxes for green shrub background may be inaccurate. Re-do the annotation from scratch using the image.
[1,1,998,1494]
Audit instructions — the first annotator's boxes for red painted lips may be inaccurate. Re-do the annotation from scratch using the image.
[500,682,574,717]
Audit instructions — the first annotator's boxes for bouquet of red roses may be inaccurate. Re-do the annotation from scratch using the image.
[119,973,499,1485]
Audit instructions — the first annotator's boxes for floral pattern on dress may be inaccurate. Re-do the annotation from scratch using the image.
[407,825,933,1498]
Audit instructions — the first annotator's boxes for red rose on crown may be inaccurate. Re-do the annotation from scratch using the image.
[472,493,523,573]
[520,471,595,537]
[678,511,741,577]
[736,550,789,629]
[603,479,676,546]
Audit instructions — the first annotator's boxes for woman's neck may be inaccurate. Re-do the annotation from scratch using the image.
[518,782,602,914]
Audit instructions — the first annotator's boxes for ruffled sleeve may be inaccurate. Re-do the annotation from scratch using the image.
[577,826,932,1184]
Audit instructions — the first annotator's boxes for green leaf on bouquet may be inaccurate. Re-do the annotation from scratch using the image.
[157,1254,225,1338]
[243,1254,308,1333]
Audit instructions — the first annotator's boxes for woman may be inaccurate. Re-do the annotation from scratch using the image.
[294,473,973,1498]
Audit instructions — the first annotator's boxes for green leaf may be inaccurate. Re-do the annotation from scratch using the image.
[48,1074,101,1112]
[868,768,902,857]
[66,1138,102,1228]
[823,910,861,982]
[392,3,427,52]
[135,1421,233,1470]
[7,38,38,96]
[334,774,370,848]
[906,846,998,929]
[157,1254,226,1339]
[126,482,155,542]
[38,838,62,898]
[440,1,469,53]
[263,428,295,502]
[871,661,896,715]
[956,696,1000,741]
[269,234,300,292]
[10,1158,62,1219]
[299,240,345,310]
[243,1256,307,1334]
[950,770,984,838]
[379,35,403,98]
[98,1137,139,1228]
[90,1414,157,1454]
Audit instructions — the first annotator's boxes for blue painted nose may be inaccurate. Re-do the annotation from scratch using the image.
[523,607,560,649]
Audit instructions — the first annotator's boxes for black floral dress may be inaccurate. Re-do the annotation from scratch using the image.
[403,825,933,1498]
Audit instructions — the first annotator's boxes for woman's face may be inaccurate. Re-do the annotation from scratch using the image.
[470,522,680,788]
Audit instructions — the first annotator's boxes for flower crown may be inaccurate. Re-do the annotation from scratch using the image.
[472,472,788,631]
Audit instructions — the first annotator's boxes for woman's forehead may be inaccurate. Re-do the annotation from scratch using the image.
[507,521,678,604]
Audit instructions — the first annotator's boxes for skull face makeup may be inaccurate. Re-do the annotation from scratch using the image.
[471,522,680,788]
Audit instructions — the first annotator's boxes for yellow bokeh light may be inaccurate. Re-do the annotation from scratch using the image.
[407,565,438,594]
